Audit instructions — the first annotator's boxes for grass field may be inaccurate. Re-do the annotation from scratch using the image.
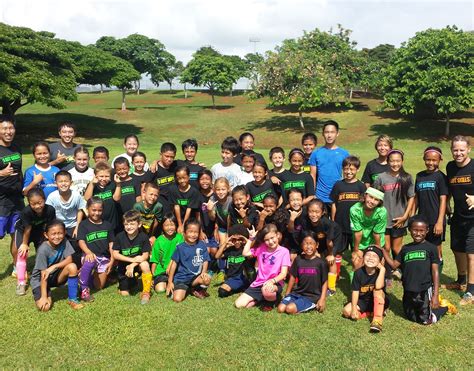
[1,90,473,369]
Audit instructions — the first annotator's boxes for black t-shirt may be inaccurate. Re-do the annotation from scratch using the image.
[16,204,56,234]
[395,241,439,292]
[234,152,268,168]
[302,157,311,174]
[228,203,259,227]
[246,179,277,204]
[279,171,314,204]
[176,160,205,188]
[169,185,200,219]
[199,192,216,238]
[93,182,119,230]
[118,178,140,215]
[113,230,151,259]
[352,266,383,302]
[131,171,154,191]
[152,161,177,201]
[330,180,366,233]
[268,169,288,199]
[361,159,389,185]
[446,159,474,220]
[0,143,23,196]
[415,170,449,225]
[289,255,328,301]
[299,215,341,253]
[223,247,246,278]
[78,219,115,257]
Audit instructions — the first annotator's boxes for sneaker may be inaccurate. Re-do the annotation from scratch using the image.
[369,319,383,333]
[140,292,151,305]
[327,289,336,297]
[68,299,85,310]
[215,271,225,284]
[460,292,474,306]
[11,266,17,278]
[260,304,274,312]
[16,284,26,296]
[81,287,95,302]
[192,288,207,299]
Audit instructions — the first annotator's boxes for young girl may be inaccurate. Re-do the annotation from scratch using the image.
[169,166,200,233]
[278,148,315,206]
[77,197,115,302]
[198,170,217,248]
[131,152,153,199]
[256,194,287,233]
[112,134,149,173]
[362,135,393,188]
[374,149,415,280]
[286,189,306,258]
[228,185,259,229]
[14,189,56,295]
[234,224,291,311]
[166,218,211,302]
[278,231,328,314]
[246,162,279,209]
[69,146,94,196]
[150,213,184,293]
[30,219,83,311]
[414,146,448,273]
[235,132,267,168]
[23,141,59,199]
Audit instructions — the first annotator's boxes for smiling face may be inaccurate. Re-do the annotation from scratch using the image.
[252,165,267,183]
[289,153,304,173]
[302,139,316,156]
[424,151,442,172]
[198,174,212,191]
[388,153,403,174]
[240,135,254,151]
[114,162,130,180]
[162,218,177,238]
[301,236,318,258]
[184,223,200,244]
[263,230,280,250]
[33,145,50,166]
[364,193,381,210]
[363,251,380,269]
[59,126,75,145]
[323,124,338,145]
[132,155,146,173]
[96,170,111,187]
[74,152,89,171]
[376,139,392,158]
[220,149,234,165]
[45,224,66,248]
[262,197,277,216]
[183,146,197,162]
[308,202,324,224]
[124,137,138,156]
[409,221,428,244]
[242,156,255,173]
[56,174,72,193]
[270,152,285,169]
[144,186,159,207]
[175,170,190,190]
[214,182,230,200]
[29,194,46,215]
[232,191,249,209]
[123,219,140,237]
[88,202,103,223]
[451,141,471,166]
[343,165,357,181]
[288,191,303,211]
[0,121,15,145]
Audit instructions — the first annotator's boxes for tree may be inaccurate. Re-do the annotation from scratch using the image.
[244,52,264,87]
[155,58,183,91]
[252,27,358,128]
[383,26,474,136]
[181,47,239,108]
[0,23,77,116]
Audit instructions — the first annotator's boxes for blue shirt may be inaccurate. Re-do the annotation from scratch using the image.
[309,146,349,203]
[171,240,211,283]
[23,164,59,199]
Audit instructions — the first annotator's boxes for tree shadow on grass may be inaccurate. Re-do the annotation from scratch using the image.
[103,107,168,111]
[246,115,326,134]
[15,113,142,152]
[268,101,370,115]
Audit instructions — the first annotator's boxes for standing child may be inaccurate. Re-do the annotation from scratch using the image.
[150,213,184,293]
[301,132,317,174]
[166,219,211,302]
[152,142,178,214]
[14,189,56,295]
[342,245,387,333]
[286,189,306,259]
[197,170,216,245]
[246,162,278,210]
[278,231,327,314]
[92,146,109,165]
[179,139,205,188]
[268,147,287,199]
[31,220,84,311]
[112,210,153,304]
[383,216,449,324]
[112,134,149,173]
[235,132,268,168]
[362,135,393,188]
[69,146,94,196]
[23,141,59,199]
[240,150,256,185]
[131,152,154,195]
[114,157,140,216]
[133,182,163,245]
[211,137,244,190]
[77,197,115,302]
[414,146,448,273]
[234,224,291,311]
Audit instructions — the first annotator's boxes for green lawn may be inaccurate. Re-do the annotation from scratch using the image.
[1,90,473,368]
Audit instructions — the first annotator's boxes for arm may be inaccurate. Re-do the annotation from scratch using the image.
[350,290,360,319]
[78,240,96,262]
[431,263,440,309]
[393,196,415,228]
[375,260,386,289]
[83,178,96,201]
[381,248,400,270]
[182,208,192,229]
[241,238,254,258]
[434,195,447,235]
[112,177,121,202]
[106,243,115,274]
[72,210,84,238]
[266,265,289,286]
[317,280,328,312]
[310,165,317,191]
[284,274,296,296]
[166,260,177,295]
[174,205,183,233]
[302,195,315,206]
[18,225,33,257]
[112,250,136,263]
[22,171,43,196]
[331,203,337,222]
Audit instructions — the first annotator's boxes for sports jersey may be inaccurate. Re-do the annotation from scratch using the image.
[69,167,94,196]
[279,170,314,203]
[46,190,86,229]
[23,164,59,199]
[150,233,185,276]
[361,159,389,186]
[349,202,387,249]
[415,170,449,225]
[289,256,328,302]
[330,180,366,233]
[446,159,474,220]
[77,219,114,257]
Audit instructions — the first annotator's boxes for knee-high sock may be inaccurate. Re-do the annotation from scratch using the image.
[67,275,79,300]
[141,272,152,293]
[328,272,337,291]
[217,258,226,271]
[373,291,385,322]
[16,253,28,285]
[79,260,96,289]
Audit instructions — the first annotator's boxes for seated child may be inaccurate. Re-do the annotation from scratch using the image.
[166,219,211,302]
[383,215,448,325]
[30,220,84,311]
[278,231,327,314]
[150,213,184,293]
[342,245,388,333]
[234,224,291,311]
[215,224,251,298]
[133,182,163,245]
[112,210,153,304]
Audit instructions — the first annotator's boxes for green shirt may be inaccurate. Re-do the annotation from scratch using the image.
[150,233,184,276]
[350,202,387,249]
[133,201,163,234]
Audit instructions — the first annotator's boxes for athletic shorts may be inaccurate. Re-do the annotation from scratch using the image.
[385,227,407,239]
[32,268,63,301]
[14,229,44,249]
[450,217,474,254]
[81,255,111,274]
[224,273,249,292]
[204,237,219,249]
[174,275,200,291]
[0,212,20,238]
[244,284,283,303]
[153,273,169,286]
[281,293,316,313]
[117,263,141,291]
[340,232,353,253]
[425,224,445,247]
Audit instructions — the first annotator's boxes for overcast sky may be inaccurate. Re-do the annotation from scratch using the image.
[1,0,472,63]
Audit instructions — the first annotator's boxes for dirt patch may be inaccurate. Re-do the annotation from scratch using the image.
[88,99,105,105]
[156,99,189,105]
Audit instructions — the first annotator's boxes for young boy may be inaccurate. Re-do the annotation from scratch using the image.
[240,150,256,185]
[268,147,287,197]
[178,139,205,188]
[112,210,153,304]
[113,157,140,216]
[84,161,121,232]
[49,122,79,171]
[211,136,244,190]
[112,134,149,174]
[131,152,154,198]
[133,182,163,245]
[151,142,178,214]
[383,215,449,325]
[342,245,387,333]
[92,146,110,165]
[301,132,317,174]
[330,156,366,253]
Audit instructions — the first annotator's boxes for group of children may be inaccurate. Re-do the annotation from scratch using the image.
[7,119,464,333]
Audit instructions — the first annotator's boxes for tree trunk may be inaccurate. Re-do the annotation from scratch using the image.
[136,80,140,95]
[100,84,104,94]
[211,91,216,108]
[121,89,127,111]
[445,114,450,137]
[169,82,173,92]
[2,98,24,116]
[298,110,305,129]
[349,88,353,100]
[184,83,188,99]
[230,85,233,97]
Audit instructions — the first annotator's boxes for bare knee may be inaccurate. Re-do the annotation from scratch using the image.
[66,263,78,276]
[139,261,151,273]
[277,304,286,313]
[285,303,298,315]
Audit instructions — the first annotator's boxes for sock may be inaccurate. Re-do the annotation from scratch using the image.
[67,275,79,300]
[141,272,152,293]
[328,272,337,292]
[373,293,385,322]
[217,258,226,271]
[79,260,96,289]
[457,274,467,285]
[467,283,474,295]
[16,253,28,285]
[218,287,232,298]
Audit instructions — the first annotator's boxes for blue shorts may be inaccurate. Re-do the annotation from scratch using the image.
[205,237,219,249]
[225,273,249,292]
[280,293,316,313]
[0,212,20,238]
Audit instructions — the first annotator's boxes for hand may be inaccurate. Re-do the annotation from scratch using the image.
[270,176,281,185]
[149,160,158,173]
[247,226,257,241]
[351,250,363,263]
[92,176,99,184]
[350,309,359,320]
[133,256,144,264]
[37,297,50,312]
[200,272,210,282]
[41,266,55,281]
[114,174,122,184]
[377,257,386,271]
[431,295,440,309]
[32,171,44,185]
[235,207,248,218]
[433,221,443,236]
[326,254,335,266]
[198,162,206,168]
[125,264,135,278]
[289,209,302,221]
[392,216,406,228]
[56,150,67,164]
[85,253,96,262]
[316,298,326,313]
[18,243,29,257]
[0,162,18,177]
[466,194,474,210]
[166,282,174,296]
[177,225,184,234]
[199,231,207,241]
[258,209,270,220]
[105,262,113,275]
[205,199,218,212]
[149,236,156,246]
[72,227,78,239]
[263,280,276,292]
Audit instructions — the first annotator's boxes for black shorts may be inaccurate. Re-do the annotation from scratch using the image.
[32,268,63,301]
[356,294,390,313]
[244,284,283,303]
[385,227,407,239]
[117,264,141,291]
[174,275,200,291]
[153,273,168,286]
[450,217,474,254]
[403,288,432,324]
[339,232,353,253]
[14,229,44,249]
[425,224,445,247]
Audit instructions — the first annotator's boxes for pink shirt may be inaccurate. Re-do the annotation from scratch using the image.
[250,244,291,287]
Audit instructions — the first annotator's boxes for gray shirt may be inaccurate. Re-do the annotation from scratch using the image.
[49,142,79,171]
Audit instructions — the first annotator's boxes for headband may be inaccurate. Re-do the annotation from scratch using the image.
[366,187,384,201]
[424,148,443,159]
[387,149,404,158]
